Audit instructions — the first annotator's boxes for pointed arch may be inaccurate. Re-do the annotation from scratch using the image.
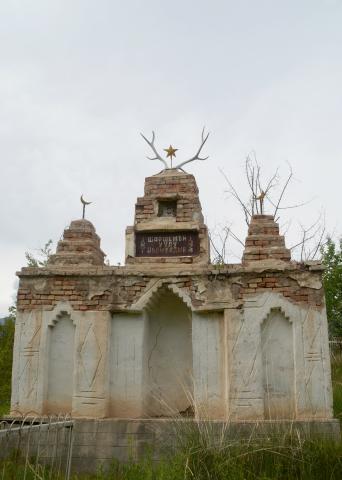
[244,291,299,327]
[47,301,77,328]
[131,279,193,312]
[143,286,193,417]
[261,307,295,419]
[261,306,292,327]
[46,303,75,414]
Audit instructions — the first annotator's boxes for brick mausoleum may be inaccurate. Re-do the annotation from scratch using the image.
[11,168,338,434]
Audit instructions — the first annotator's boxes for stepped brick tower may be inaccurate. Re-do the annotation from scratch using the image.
[11,146,338,453]
[125,169,209,265]
[49,220,106,266]
[242,215,291,263]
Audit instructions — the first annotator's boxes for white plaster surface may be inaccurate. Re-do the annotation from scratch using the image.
[11,291,333,422]
[46,315,75,414]
[261,309,295,419]
[143,290,193,417]
[11,310,42,414]
[227,292,333,420]
[110,313,145,417]
[192,311,225,418]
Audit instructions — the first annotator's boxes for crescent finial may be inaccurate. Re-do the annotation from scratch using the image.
[80,194,92,219]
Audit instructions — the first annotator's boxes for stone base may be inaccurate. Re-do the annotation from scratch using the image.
[70,418,341,473]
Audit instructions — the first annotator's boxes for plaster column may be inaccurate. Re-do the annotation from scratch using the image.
[110,312,146,417]
[72,310,111,418]
[11,310,43,415]
[192,311,225,419]
[226,305,264,421]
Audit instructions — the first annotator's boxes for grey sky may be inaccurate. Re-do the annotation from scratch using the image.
[1,0,341,315]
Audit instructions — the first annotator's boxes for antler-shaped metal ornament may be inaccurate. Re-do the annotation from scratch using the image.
[140,128,209,171]
[173,127,209,170]
[140,131,168,169]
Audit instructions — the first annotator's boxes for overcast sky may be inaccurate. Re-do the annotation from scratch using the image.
[0,0,341,316]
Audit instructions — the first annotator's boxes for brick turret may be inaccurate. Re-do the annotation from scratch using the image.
[242,214,291,263]
[125,169,209,265]
[48,219,106,266]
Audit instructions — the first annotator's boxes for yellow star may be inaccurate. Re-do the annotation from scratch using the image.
[164,145,178,160]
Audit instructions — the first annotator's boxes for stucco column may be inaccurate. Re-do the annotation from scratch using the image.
[72,310,111,418]
[192,311,226,419]
[110,312,146,417]
[226,305,264,421]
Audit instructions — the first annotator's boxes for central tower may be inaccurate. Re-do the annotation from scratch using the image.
[125,168,209,265]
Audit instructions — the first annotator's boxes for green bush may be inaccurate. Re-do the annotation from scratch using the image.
[0,307,15,416]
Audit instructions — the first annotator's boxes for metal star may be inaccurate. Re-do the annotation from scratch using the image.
[164,145,178,160]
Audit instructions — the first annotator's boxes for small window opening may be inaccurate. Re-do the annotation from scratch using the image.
[158,200,177,217]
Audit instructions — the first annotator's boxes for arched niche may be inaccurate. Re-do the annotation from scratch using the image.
[143,287,193,417]
[261,307,295,419]
[46,313,75,414]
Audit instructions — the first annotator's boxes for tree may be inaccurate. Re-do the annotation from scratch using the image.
[321,238,342,337]
[0,306,15,415]
[25,239,53,267]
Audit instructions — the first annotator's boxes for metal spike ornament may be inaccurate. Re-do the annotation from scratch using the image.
[80,195,92,219]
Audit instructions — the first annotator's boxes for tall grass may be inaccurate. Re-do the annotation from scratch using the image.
[2,436,342,480]
[108,438,342,480]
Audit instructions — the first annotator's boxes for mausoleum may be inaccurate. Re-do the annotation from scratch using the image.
[11,162,336,430]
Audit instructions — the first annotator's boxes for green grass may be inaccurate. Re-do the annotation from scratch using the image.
[0,402,10,417]
[332,352,342,421]
[1,437,342,480]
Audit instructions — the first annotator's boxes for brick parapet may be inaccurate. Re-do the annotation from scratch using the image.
[16,260,325,313]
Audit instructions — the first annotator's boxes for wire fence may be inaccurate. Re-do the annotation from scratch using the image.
[330,337,342,359]
[0,415,74,479]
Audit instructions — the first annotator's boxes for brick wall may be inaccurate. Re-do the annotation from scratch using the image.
[134,170,203,225]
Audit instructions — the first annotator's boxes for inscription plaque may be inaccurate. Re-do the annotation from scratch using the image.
[135,231,199,257]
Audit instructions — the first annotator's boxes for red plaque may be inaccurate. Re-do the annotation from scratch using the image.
[135,231,199,257]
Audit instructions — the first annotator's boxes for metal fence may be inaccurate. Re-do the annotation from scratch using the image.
[0,415,74,479]
[330,337,342,359]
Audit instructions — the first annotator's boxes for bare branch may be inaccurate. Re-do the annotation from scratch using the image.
[221,167,252,225]
[273,166,293,218]
[209,231,224,264]
[289,211,326,261]
[173,127,209,170]
[228,229,245,247]
[140,131,168,169]
[268,197,313,211]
